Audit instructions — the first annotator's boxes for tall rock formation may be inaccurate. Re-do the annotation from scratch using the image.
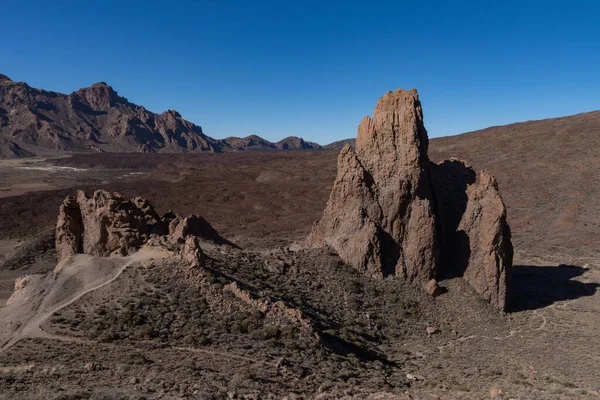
[308,89,513,310]
[307,89,438,283]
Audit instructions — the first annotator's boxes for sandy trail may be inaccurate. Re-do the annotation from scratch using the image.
[0,245,282,369]
[0,246,168,352]
[436,260,599,352]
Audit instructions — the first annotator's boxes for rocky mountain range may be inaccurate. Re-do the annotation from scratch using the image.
[0,74,322,157]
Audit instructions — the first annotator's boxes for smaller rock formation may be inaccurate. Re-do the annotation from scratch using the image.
[75,190,157,258]
[459,171,512,309]
[169,215,222,245]
[55,196,84,263]
[56,189,229,264]
[430,161,513,310]
[181,236,206,268]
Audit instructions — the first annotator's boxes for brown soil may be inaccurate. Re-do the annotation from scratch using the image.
[0,152,337,249]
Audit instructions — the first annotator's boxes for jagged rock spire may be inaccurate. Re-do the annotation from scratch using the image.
[307,89,513,310]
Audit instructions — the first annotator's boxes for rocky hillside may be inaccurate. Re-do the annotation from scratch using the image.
[0,75,321,157]
[0,74,226,156]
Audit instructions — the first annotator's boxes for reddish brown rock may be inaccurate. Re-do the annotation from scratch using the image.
[55,196,84,263]
[430,160,513,310]
[55,190,232,264]
[307,89,438,284]
[306,145,385,277]
[75,190,154,259]
[181,236,206,268]
[308,89,513,309]
[458,171,513,310]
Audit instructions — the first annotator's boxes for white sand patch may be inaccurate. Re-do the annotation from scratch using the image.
[16,166,87,172]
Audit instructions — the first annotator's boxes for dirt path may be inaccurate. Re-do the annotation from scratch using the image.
[0,245,280,370]
[438,261,598,351]
[0,247,168,351]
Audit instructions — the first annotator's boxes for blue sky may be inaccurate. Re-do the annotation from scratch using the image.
[1,0,599,143]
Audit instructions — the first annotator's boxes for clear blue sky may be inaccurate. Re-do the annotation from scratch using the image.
[2,0,599,143]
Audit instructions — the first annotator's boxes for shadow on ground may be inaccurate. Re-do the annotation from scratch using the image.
[510,264,598,312]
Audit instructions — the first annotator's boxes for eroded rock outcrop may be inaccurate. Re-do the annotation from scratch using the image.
[56,189,228,264]
[181,236,206,268]
[307,89,438,284]
[430,161,513,309]
[55,196,84,263]
[75,190,156,258]
[308,89,513,310]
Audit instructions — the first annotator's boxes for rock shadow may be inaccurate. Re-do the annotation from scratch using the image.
[379,228,401,278]
[510,264,598,311]
[429,159,476,278]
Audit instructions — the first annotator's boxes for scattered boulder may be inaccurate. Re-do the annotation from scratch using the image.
[425,326,438,336]
[424,279,440,297]
[307,89,513,310]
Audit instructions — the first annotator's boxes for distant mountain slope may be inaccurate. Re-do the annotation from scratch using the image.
[224,135,277,151]
[429,111,600,264]
[0,74,226,156]
[0,75,322,157]
[323,138,355,150]
[224,135,322,151]
[275,136,321,150]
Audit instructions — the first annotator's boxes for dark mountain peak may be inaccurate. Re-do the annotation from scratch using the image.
[244,134,264,140]
[324,138,356,151]
[162,109,182,118]
[91,81,110,88]
[0,74,12,82]
[73,82,124,109]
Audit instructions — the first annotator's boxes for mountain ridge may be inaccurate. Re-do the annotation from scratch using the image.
[0,75,323,157]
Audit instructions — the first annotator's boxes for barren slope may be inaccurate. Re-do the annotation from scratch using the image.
[430,110,600,264]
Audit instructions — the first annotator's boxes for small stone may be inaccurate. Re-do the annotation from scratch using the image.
[425,279,440,296]
[490,388,503,400]
[426,326,438,336]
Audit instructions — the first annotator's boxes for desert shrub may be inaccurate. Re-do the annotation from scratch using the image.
[262,325,280,340]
